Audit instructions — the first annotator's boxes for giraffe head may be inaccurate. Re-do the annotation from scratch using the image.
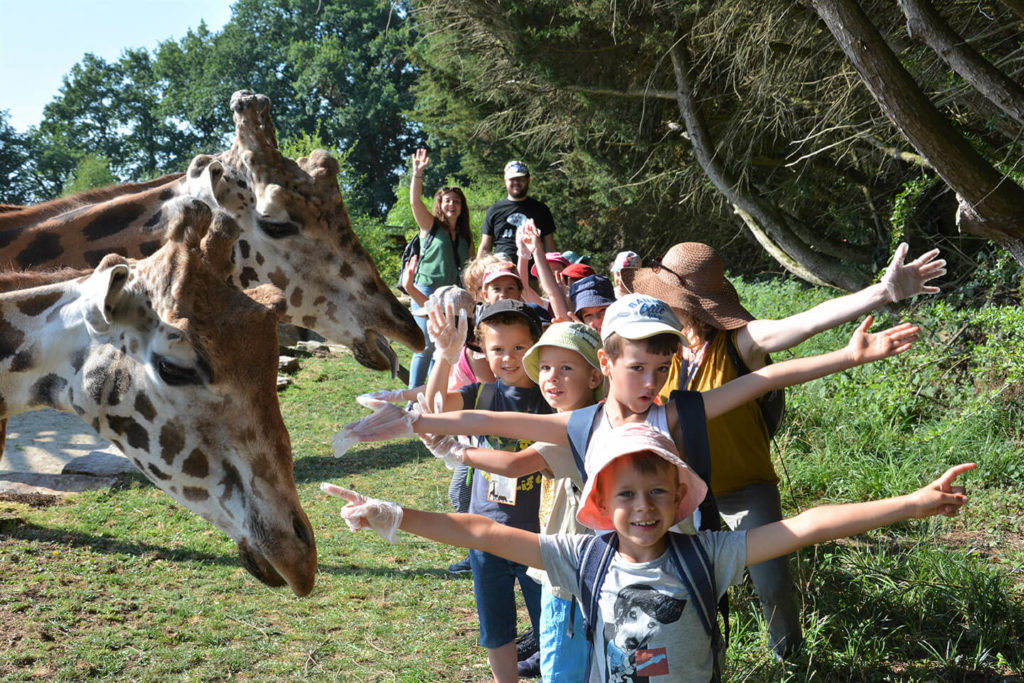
[70,200,316,595]
[193,90,424,373]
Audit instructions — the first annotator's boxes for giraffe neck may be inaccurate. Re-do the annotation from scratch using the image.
[0,178,190,270]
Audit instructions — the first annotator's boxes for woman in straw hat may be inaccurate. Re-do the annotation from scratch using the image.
[622,240,945,658]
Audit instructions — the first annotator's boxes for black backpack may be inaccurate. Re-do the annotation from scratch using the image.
[397,223,466,294]
[680,330,786,438]
[396,226,436,295]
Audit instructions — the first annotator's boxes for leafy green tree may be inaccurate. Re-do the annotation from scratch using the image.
[62,154,118,196]
[0,111,34,205]
[154,0,422,217]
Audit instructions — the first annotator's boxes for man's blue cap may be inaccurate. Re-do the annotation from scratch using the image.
[569,275,616,313]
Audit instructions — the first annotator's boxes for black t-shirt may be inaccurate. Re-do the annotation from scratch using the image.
[481,197,556,260]
[457,380,553,531]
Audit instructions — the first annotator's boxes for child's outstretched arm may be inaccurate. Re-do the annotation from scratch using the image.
[320,483,544,569]
[701,315,918,420]
[420,431,552,477]
[738,243,944,361]
[745,463,973,566]
[334,404,571,454]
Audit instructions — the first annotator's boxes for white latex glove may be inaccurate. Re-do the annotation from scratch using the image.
[419,433,469,470]
[331,398,418,457]
[428,301,467,366]
[357,388,408,405]
[320,483,404,543]
[881,243,946,302]
[414,392,467,469]
[517,220,541,257]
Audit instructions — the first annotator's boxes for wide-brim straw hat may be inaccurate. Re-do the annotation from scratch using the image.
[622,242,754,331]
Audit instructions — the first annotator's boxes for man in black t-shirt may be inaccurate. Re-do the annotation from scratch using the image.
[478,160,556,260]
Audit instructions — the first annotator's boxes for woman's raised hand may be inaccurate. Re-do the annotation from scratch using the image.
[411,148,430,177]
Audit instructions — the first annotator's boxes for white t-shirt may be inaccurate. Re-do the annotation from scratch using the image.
[540,531,747,683]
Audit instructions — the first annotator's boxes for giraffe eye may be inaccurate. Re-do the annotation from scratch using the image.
[257,217,299,239]
[156,358,202,386]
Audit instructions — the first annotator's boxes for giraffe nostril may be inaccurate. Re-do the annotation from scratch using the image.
[293,516,313,548]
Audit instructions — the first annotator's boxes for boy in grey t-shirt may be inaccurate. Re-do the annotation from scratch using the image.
[323,423,972,682]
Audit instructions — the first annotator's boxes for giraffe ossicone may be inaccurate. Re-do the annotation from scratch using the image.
[0,200,317,596]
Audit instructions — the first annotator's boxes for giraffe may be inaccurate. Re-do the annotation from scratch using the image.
[0,89,423,374]
[0,199,317,596]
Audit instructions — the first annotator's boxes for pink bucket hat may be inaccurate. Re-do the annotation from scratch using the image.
[482,261,522,286]
[530,252,571,277]
[576,423,707,531]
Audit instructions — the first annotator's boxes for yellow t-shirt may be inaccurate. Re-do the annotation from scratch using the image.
[659,331,777,495]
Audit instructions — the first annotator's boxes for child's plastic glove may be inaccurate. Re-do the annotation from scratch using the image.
[517,219,541,257]
[332,400,419,457]
[320,483,404,543]
[419,433,469,470]
[881,243,946,302]
[356,388,408,405]
[428,301,468,366]
[414,392,467,469]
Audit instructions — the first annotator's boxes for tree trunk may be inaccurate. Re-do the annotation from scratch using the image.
[810,0,1024,254]
[669,40,867,290]
[899,0,1024,128]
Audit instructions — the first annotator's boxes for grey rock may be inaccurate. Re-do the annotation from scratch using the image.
[62,451,137,476]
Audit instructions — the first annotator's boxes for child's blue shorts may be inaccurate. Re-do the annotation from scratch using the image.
[470,548,542,648]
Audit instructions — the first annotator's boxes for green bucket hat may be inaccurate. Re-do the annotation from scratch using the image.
[522,322,605,400]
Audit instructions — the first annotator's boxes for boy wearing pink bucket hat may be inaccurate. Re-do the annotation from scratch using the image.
[323,422,973,683]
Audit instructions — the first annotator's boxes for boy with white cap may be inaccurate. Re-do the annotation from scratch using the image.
[323,423,973,682]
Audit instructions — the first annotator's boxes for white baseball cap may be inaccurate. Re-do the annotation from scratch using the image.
[610,250,639,273]
[600,293,684,343]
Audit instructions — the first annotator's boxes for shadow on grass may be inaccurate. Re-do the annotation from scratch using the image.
[293,440,426,483]
[0,516,242,569]
[0,517,474,583]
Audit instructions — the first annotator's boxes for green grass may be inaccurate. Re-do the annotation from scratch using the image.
[2,283,1024,681]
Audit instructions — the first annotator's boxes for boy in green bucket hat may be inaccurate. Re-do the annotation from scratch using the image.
[416,320,604,681]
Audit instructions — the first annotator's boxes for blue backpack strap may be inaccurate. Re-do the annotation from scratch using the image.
[566,403,603,482]
[666,532,724,683]
[576,531,618,682]
[668,390,730,660]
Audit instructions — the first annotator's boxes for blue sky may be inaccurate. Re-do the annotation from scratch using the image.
[0,0,233,132]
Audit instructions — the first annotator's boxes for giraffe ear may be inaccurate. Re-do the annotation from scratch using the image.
[81,262,132,334]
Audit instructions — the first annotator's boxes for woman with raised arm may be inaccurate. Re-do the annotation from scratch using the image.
[406,148,475,390]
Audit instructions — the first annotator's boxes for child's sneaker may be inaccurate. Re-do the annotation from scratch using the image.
[447,556,472,574]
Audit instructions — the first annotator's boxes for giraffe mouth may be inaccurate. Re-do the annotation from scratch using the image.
[237,538,314,596]
[350,329,402,379]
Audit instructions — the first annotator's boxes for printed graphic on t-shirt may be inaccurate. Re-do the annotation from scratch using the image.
[478,435,542,506]
[603,583,687,682]
[498,212,530,242]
